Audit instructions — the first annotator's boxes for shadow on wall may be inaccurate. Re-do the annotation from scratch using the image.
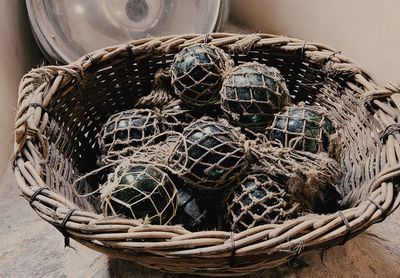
[231,0,400,86]
[0,1,42,175]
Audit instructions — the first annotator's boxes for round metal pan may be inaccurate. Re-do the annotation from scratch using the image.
[26,0,229,64]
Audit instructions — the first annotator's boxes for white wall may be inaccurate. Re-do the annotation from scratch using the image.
[0,1,42,175]
[231,0,400,85]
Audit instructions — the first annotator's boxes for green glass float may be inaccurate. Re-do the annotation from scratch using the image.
[174,187,219,231]
[220,62,290,129]
[226,173,301,233]
[100,163,178,225]
[170,44,233,107]
[98,106,191,164]
[99,109,161,158]
[267,104,338,155]
[168,117,247,190]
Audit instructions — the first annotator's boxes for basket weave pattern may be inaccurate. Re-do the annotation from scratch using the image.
[13,33,400,276]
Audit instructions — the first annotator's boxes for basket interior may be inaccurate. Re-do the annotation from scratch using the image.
[44,45,381,211]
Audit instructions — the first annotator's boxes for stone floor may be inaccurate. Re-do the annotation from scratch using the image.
[1,165,400,278]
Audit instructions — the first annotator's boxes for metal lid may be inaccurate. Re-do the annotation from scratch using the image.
[27,0,229,64]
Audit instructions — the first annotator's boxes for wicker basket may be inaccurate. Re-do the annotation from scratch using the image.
[13,33,400,276]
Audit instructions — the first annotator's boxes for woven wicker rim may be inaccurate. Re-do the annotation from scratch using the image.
[13,33,400,276]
